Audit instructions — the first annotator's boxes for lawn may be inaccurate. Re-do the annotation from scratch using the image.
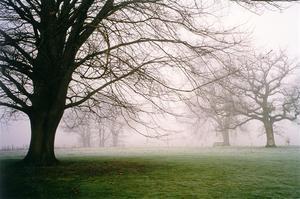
[0,147,299,199]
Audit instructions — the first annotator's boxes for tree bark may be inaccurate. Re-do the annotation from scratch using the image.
[24,109,64,165]
[23,66,69,165]
[22,34,72,165]
[264,121,276,147]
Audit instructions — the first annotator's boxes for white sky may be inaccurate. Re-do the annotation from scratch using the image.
[0,3,299,148]
[243,3,300,56]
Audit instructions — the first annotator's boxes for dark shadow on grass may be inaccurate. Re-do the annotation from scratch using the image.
[0,158,162,199]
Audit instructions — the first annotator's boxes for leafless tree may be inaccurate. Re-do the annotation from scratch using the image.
[110,118,125,147]
[0,0,297,165]
[0,0,242,165]
[97,120,110,147]
[221,51,300,147]
[63,102,124,147]
[92,104,126,147]
[63,111,94,147]
[195,89,236,146]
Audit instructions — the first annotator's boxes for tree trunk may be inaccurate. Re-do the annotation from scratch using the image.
[112,131,118,147]
[82,132,91,148]
[21,17,74,165]
[99,131,105,147]
[221,130,230,146]
[24,109,64,165]
[84,135,91,147]
[264,121,276,147]
[23,79,68,165]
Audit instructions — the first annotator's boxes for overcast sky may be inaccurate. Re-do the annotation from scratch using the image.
[0,3,299,148]
[245,3,300,56]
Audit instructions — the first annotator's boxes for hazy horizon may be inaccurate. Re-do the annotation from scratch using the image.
[1,3,299,149]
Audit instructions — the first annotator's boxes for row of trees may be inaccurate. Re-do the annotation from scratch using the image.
[63,106,124,148]
[0,0,299,165]
[189,51,299,147]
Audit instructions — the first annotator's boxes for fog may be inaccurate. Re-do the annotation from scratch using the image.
[1,3,299,149]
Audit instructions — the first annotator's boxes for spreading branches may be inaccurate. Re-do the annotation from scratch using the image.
[1,0,296,141]
[227,51,300,124]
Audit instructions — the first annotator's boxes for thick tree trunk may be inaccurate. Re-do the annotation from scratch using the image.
[23,73,68,165]
[21,10,75,165]
[24,109,64,165]
[264,121,276,147]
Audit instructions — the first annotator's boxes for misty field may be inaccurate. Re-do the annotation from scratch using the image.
[1,147,299,199]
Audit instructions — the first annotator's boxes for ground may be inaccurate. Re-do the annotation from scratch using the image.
[0,147,299,198]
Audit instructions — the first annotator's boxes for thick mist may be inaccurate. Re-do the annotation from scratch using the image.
[0,3,299,149]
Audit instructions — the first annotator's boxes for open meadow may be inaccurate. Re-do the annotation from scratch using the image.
[0,147,299,199]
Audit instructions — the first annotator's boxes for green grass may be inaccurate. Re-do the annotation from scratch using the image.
[1,147,299,198]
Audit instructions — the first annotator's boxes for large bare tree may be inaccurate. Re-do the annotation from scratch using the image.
[0,0,296,165]
[222,51,300,147]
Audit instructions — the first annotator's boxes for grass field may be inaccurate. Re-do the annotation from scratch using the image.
[0,147,299,199]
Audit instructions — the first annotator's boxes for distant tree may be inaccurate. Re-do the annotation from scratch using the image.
[63,102,125,147]
[110,118,125,147]
[77,123,92,147]
[187,84,238,146]
[63,111,93,147]
[0,0,297,165]
[0,0,244,165]
[203,91,235,146]
[93,106,125,147]
[222,51,300,147]
[97,121,110,147]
